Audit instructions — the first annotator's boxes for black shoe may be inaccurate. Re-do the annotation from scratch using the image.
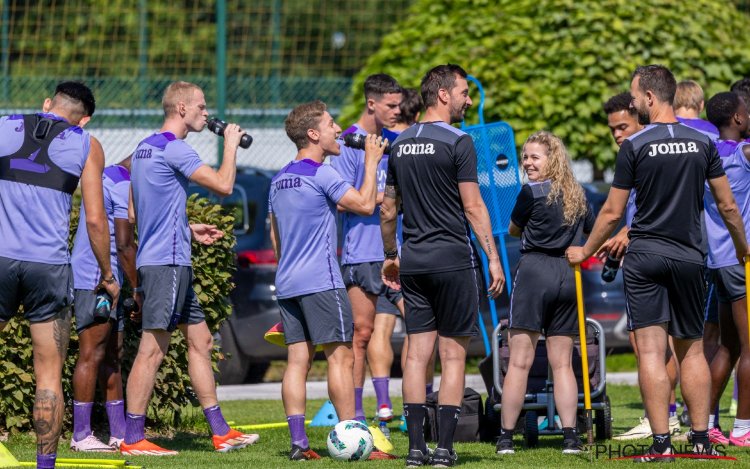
[289,444,321,461]
[496,438,515,455]
[692,442,720,460]
[633,445,674,463]
[562,437,585,454]
[679,409,691,427]
[431,447,457,467]
[405,448,432,467]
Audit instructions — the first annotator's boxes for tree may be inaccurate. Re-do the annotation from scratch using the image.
[340,0,750,169]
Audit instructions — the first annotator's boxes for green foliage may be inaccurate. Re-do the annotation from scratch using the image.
[0,195,235,433]
[341,0,750,169]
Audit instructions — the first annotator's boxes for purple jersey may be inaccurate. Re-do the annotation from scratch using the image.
[704,140,750,268]
[71,165,130,290]
[0,112,90,264]
[330,124,390,265]
[269,159,352,298]
[131,132,204,267]
[677,117,719,141]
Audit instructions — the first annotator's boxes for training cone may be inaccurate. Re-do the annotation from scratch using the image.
[368,426,395,455]
[309,400,339,427]
[0,442,19,468]
[264,322,323,352]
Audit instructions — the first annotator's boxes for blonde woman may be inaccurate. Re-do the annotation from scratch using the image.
[497,131,593,455]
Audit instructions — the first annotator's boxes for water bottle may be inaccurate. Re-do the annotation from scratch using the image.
[123,297,139,315]
[93,288,112,323]
[601,255,621,283]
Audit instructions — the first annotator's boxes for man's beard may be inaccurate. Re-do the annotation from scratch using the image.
[637,108,650,125]
[450,104,465,124]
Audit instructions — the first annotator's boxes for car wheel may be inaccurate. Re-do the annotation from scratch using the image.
[217,322,251,385]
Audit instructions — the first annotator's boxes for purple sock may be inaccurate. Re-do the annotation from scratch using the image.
[372,377,391,409]
[354,387,365,421]
[36,453,56,469]
[106,400,126,440]
[287,414,308,449]
[426,383,434,395]
[669,403,677,418]
[72,401,93,442]
[125,412,146,445]
[203,405,231,436]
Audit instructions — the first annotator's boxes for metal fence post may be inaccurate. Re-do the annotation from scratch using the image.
[216,0,227,165]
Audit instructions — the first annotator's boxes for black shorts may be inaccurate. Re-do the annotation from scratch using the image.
[73,289,125,334]
[509,253,578,336]
[400,267,480,337]
[622,252,705,339]
[713,264,746,304]
[0,256,73,323]
[376,288,402,315]
[278,288,353,345]
[342,262,385,296]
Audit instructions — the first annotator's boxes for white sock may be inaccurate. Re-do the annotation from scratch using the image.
[709,414,715,429]
[732,418,750,437]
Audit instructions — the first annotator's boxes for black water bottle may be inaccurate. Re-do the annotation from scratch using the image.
[601,255,621,283]
[122,297,139,316]
[93,288,112,323]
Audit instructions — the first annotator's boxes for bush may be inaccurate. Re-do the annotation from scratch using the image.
[0,194,236,433]
[340,0,750,169]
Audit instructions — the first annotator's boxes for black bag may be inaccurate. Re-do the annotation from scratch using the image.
[423,387,483,442]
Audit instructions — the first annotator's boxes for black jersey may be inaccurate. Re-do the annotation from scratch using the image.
[511,181,595,256]
[386,121,479,275]
[612,122,724,264]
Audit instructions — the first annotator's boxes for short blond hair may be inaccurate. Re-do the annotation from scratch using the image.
[674,80,705,112]
[162,81,202,117]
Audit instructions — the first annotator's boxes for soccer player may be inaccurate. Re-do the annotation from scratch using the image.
[566,64,748,460]
[70,155,136,452]
[674,80,720,139]
[600,93,682,441]
[496,131,594,456]
[121,81,258,456]
[703,91,750,446]
[269,101,386,460]
[0,81,120,469]
[381,64,505,467]
[331,74,402,425]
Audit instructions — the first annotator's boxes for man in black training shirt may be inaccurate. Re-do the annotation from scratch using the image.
[380,64,504,467]
[567,65,748,460]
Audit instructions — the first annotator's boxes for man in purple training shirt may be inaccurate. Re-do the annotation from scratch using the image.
[674,80,720,140]
[0,81,119,469]
[330,74,402,427]
[70,155,137,452]
[269,100,385,460]
[121,81,258,456]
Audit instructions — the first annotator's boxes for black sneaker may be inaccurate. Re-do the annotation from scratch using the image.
[562,437,585,455]
[633,445,674,463]
[289,444,321,461]
[431,447,457,467]
[496,438,515,455]
[405,447,432,467]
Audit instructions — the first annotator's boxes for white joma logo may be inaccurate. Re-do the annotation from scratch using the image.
[647,141,699,156]
[396,143,435,157]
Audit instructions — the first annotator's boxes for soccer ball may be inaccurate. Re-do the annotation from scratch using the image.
[326,420,374,461]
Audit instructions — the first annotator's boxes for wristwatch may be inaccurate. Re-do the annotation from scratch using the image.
[384,248,398,259]
[101,275,117,284]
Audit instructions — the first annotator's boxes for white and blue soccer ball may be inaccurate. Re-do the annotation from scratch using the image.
[326,419,374,461]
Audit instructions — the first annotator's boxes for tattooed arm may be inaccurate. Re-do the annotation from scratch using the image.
[458,181,505,298]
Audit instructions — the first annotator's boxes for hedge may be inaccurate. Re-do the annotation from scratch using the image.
[0,193,236,433]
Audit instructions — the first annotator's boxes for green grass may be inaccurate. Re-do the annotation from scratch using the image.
[605,352,638,372]
[2,382,743,468]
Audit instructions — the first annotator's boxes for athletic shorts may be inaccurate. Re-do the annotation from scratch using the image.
[400,267,481,337]
[278,288,353,345]
[712,264,746,304]
[508,253,578,336]
[343,262,385,296]
[622,252,705,339]
[376,287,402,315]
[73,289,125,334]
[0,256,73,323]
[704,269,719,325]
[138,265,205,332]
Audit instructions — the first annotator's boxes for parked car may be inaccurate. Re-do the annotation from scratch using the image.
[191,169,630,384]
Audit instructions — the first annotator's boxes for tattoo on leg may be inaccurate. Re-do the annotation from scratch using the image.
[34,389,61,454]
[53,310,71,358]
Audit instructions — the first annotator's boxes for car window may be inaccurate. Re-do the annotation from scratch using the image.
[188,184,254,235]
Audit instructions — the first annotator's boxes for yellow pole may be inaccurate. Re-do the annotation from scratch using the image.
[574,264,594,445]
